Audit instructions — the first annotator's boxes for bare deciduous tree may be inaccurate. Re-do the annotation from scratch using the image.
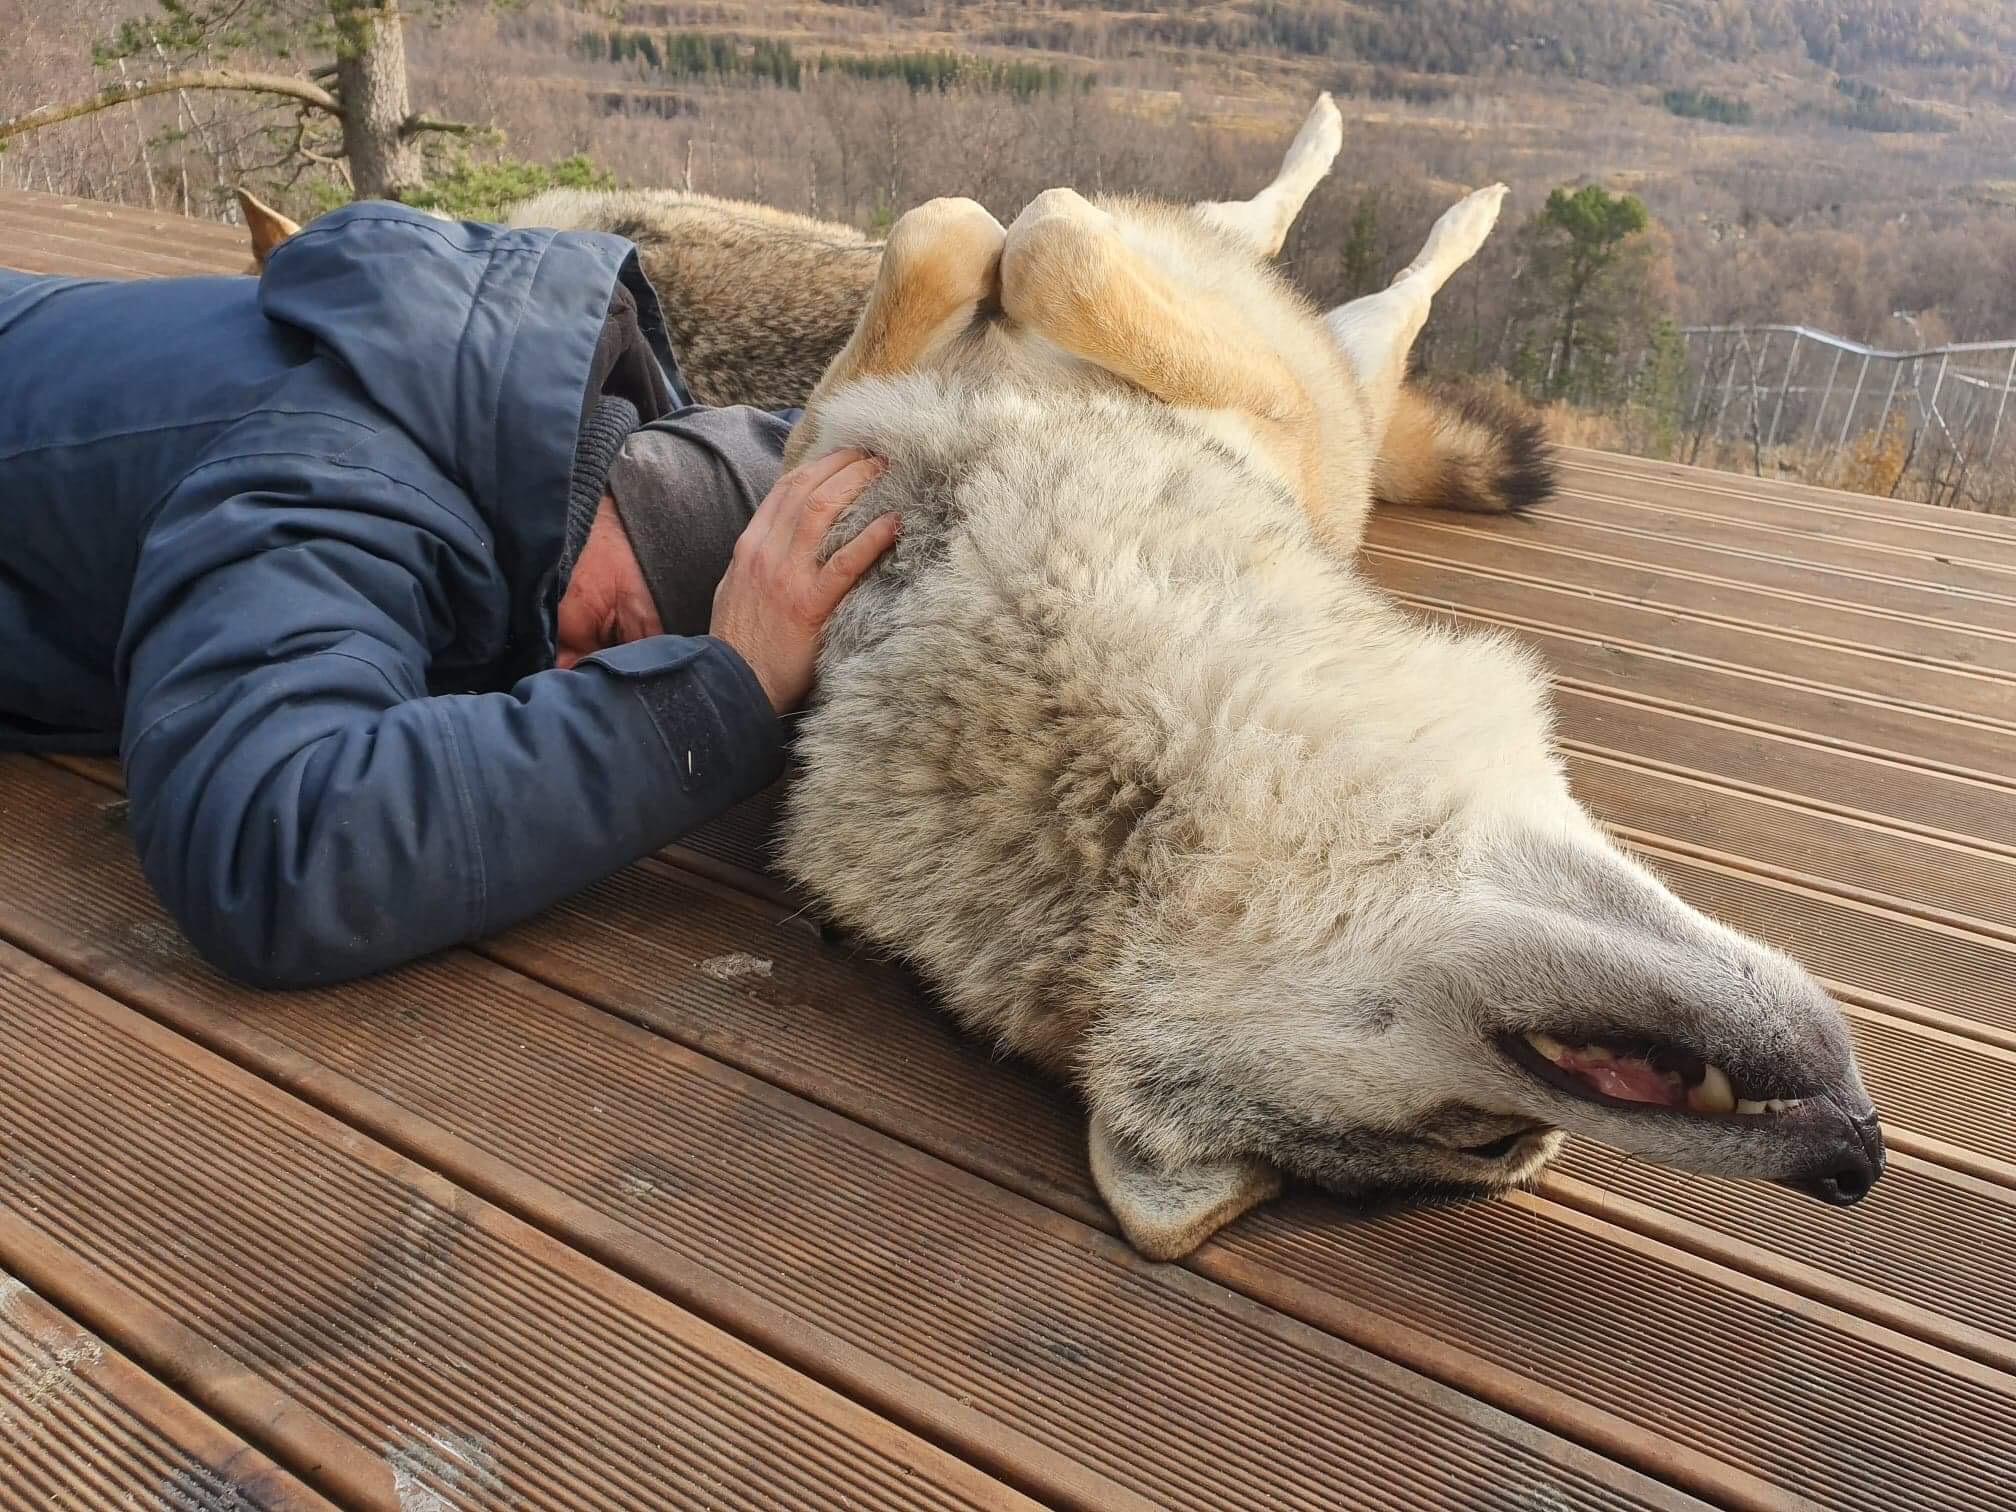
[0,1,479,200]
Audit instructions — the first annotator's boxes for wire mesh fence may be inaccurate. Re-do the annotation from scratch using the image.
[1677,324,2016,513]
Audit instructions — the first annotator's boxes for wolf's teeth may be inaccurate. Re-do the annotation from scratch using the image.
[1734,1098,1769,1115]
[1691,1065,1735,1114]
[1767,1097,1802,1114]
[1579,1044,1614,1064]
[1525,1031,1568,1061]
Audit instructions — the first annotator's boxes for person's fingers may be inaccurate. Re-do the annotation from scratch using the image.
[744,447,872,551]
[789,455,885,559]
[813,511,903,616]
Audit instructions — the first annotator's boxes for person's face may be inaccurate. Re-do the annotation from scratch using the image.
[554,495,665,669]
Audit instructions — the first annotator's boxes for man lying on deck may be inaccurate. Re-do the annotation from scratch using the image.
[0,201,897,987]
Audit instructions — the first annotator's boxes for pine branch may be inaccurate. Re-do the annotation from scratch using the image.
[400,114,479,139]
[0,71,343,143]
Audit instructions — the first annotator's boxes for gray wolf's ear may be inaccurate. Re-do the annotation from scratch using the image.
[1088,1111,1282,1261]
[237,188,301,270]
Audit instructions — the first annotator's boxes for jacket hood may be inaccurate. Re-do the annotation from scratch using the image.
[257,201,680,664]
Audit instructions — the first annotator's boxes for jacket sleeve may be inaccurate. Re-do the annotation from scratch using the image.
[119,460,782,989]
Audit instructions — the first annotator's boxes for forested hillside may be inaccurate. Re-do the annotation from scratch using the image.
[1034,0,2016,95]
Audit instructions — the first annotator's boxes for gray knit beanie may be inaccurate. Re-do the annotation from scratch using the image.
[606,406,795,638]
[558,394,640,585]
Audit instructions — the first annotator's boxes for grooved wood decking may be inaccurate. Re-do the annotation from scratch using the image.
[4,187,2012,1511]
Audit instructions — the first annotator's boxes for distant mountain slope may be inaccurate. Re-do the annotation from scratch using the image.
[928,0,2016,99]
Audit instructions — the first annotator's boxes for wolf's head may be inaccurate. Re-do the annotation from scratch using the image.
[1076,625,1881,1260]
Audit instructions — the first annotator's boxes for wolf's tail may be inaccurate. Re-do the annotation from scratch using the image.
[1374,377,1555,516]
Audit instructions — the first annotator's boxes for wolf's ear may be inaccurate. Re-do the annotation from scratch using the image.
[237,188,301,269]
[1088,1111,1282,1261]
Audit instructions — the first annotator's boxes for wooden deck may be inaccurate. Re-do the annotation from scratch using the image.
[3,186,2014,1512]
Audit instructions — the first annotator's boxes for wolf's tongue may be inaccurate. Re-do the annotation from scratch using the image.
[1560,1048,1683,1107]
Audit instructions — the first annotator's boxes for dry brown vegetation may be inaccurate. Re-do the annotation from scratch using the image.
[7,1,2016,509]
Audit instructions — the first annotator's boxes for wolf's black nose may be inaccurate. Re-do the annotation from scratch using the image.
[1792,1123,1884,1205]
[1801,1161,1876,1205]
[1786,1099,1885,1206]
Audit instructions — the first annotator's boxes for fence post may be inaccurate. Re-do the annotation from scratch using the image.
[1829,351,1874,480]
[1764,331,1803,453]
[1987,345,2016,480]
[1804,345,1846,467]
[1713,330,1750,435]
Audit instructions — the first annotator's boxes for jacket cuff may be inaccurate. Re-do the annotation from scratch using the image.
[580,634,784,800]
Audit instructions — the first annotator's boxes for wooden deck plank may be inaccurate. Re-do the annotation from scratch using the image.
[0,218,237,279]
[1546,1147,2016,1373]
[1632,844,2016,1039]
[1367,512,2016,676]
[1552,689,2016,851]
[0,934,1029,1512]
[0,191,247,249]
[0,238,210,282]
[1404,600,2013,781]
[0,206,242,269]
[0,191,247,259]
[0,190,246,282]
[0,757,1700,1512]
[1539,488,2016,594]
[1558,447,2016,542]
[1371,554,2016,728]
[0,1271,334,1512]
[1378,500,2016,638]
[1563,752,2016,939]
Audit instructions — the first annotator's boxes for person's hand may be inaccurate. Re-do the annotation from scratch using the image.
[709,448,900,713]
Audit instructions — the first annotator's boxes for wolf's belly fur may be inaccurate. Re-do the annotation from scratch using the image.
[775,372,1522,1076]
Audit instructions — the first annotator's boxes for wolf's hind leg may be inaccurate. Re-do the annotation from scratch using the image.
[1194,93,1344,258]
[1002,187,1308,425]
[789,197,1005,464]
[1324,183,1506,451]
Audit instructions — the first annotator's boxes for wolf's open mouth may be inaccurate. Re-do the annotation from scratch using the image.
[1504,1032,1805,1117]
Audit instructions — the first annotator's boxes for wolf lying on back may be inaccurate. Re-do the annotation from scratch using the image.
[771,96,1882,1258]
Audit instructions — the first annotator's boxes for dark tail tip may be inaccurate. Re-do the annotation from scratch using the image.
[1425,375,1558,516]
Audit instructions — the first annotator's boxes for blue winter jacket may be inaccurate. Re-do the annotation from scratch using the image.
[0,203,783,986]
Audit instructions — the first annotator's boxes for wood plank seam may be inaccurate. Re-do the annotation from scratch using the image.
[0,1268,337,1510]
[1608,824,2016,950]
[1537,509,2016,603]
